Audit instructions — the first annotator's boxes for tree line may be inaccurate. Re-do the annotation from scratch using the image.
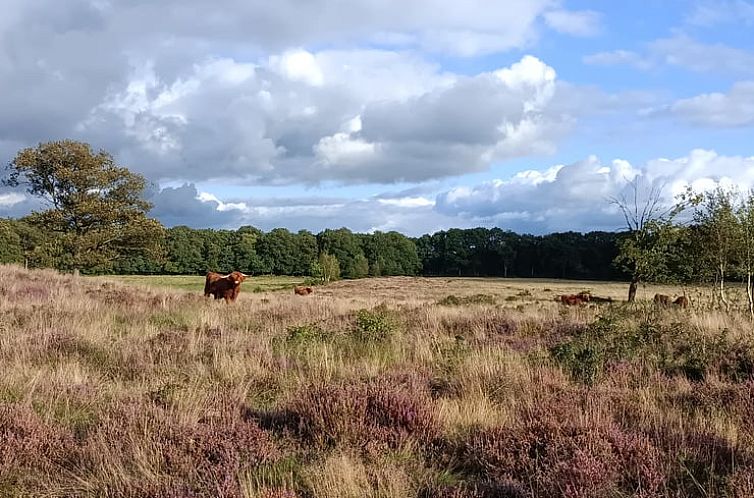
[1,215,630,281]
[3,140,754,303]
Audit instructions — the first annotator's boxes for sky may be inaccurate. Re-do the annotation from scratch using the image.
[1,0,754,236]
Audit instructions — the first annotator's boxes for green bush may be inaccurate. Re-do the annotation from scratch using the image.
[354,306,398,341]
[286,323,329,343]
[437,294,496,306]
[550,311,748,385]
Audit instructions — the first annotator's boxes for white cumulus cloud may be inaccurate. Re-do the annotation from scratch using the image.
[435,149,754,233]
[650,81,754,127]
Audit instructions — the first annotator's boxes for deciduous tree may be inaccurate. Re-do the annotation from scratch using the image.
[3,140,163,272]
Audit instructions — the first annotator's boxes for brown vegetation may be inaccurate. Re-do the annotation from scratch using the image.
[1,265,752,497]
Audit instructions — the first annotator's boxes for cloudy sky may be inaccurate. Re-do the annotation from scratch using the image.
[1,0,753,235]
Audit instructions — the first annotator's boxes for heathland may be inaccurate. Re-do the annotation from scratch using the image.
[1,265,753,497]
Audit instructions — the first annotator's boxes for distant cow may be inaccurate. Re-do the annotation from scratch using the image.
[294,286,313,296]
[558,294,588,306]
[654,294,672,306]
[204,271,248,302]
[674,295,689,308]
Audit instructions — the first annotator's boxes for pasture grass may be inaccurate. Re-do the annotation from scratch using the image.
[97,274,304,293]
[2,264,754,497]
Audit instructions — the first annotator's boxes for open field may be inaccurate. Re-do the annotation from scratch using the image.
[98,274,306,294]
[2,264,754,497]
[96,273,696,304]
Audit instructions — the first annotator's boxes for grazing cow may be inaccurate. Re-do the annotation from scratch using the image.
[654,294,672,306]
[203,271,248,302]
[576,291,592,302]
[673,295,689,308]
[294,286,313,296]
[558,294,588,306]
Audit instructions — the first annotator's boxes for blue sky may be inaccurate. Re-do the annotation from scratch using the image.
[1,0,753,235]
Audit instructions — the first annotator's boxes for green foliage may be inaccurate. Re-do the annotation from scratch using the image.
[286,324,329,343]
[317,228,365,279]
[0,219,23,264]
[551,311,753,385]
[614,220,688,285]
[354,306,398,341]
[318,252,340,283]
[4,140,163,272]
[360,231,421,276]
[351,253,369,279]
[437,294,496,306]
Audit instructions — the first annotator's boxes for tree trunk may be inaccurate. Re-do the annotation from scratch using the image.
[719,263,729,310]
[746,269,754,320]
[628,278,638,302]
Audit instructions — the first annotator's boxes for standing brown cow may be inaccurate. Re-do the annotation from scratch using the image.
[294,286,313,296]
[558,294,587,306]
[204,271,248,302]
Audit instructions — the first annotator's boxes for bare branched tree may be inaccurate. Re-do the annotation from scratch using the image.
[610,176,683,302]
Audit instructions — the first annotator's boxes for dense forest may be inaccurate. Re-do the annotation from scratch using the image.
[0,219,627,280]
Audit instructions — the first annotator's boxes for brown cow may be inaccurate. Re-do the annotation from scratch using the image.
[576,291,592,302]
[557,290,593,306]
[294,286,313,296]
[204,271,248,302]
[558,294,588,306]
[673,295,689,308]
[654,294,672,306]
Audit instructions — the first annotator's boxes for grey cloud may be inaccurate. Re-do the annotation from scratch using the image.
[360,75,524,145]
[148,185,467,236]
[148,184,241,228]
[74,54,570,185]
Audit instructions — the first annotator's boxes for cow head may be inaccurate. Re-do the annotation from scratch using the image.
[219,271,248,285]
[230,271,248,285]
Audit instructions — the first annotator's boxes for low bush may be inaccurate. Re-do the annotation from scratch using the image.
[354,306,399,341]
[286,323,330,343]
[288,374,440,452]
[438,294,496,306]
[551,311,754,384]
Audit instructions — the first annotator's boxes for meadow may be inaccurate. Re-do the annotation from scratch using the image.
[1,264,753,497]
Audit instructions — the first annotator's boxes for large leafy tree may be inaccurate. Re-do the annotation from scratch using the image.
[3,140,163,272]
[0,219,23,264]
[317,228,365,278]
[692,187,743,310]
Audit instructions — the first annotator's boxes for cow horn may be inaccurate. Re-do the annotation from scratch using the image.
[220,273,232,279]
[240,272,249,277]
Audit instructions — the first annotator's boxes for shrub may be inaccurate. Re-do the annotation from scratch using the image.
[550,311,750,384]
[354,306,398,341]
[77,398,281,497]
[0,404,79,477]
[461,421,666,498]
[438,294,496,306]
[286,323,329,343]
[288,374,440,451]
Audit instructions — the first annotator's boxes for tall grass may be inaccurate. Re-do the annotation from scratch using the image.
[1,264,753,497]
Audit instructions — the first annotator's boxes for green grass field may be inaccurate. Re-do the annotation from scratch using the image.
[95,274,306,293]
